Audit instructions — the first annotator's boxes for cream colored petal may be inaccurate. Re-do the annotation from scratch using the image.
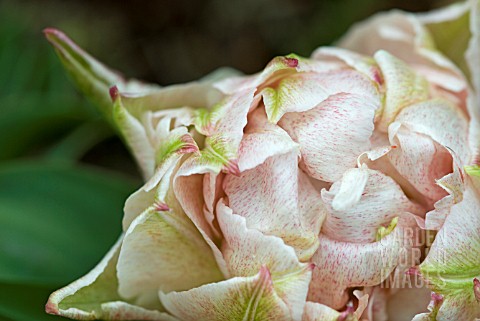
[116,207,223,308]
[160,267,293,321]
[46,237,177,320]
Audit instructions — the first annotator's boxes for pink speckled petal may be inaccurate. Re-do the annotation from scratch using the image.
[393,99,470,164]
[387,125,452,205]
[238,108,299,172]
[261,69,380,123]
[321,167,423,243]
[279,92,378,182]
[217,201,313,320]
[224,143,323,260]
[308,214,421,309]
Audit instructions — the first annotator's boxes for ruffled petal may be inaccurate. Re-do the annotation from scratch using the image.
[321,167,423,243]
[261,69,380,123]
[224,143,323,260]
[308,214,421,309]
[279,93,378,182]
[217,202,312,320]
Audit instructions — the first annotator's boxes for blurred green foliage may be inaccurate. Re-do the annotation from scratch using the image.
[0,2,140,320]
[0,0,453,320]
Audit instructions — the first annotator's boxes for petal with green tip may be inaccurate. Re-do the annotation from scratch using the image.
[43,28,158,125]
[261,68,380,124]
[45,237,177,320]
[160,266,294,321]
[374,50,430,132]
[419,183,480,320]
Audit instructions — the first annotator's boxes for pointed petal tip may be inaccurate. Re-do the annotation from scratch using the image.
[284,56,299,68]
[178,134,199,154]
[431,292,443,305]
[43,27,60,37]
[45,299,58,315]
[474,278,480,302]
[338,302,355,321]
[223,159,241,176]
[109,85,119,102]
[154,202,170,212]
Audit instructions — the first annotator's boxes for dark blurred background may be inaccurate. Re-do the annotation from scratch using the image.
[0,0,454,320]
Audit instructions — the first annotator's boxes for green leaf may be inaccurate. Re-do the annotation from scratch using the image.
[0,161,137,286]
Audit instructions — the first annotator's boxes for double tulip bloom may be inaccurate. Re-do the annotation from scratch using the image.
[44,1,480,320]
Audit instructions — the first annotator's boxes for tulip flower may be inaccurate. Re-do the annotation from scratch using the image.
[44,1,479,320]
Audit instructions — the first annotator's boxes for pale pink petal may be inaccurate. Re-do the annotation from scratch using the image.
[160,267,293,321]
[337,10,466,94]
[238,108,298,172]
[202,172,224,239]
[224,146,322,260]
[261,69,380,123]
[173,154,231,276]
[279,93,377,182]
[321,167,423,243]
[311,47,383,86]
[308,214,421,309]
[302,302,340,321]
[116,207,223,307]
[302,291,369,321]
[393,99,470,164]
[424,161,465,230]
[387,125,451,205]
[217,201,312,320]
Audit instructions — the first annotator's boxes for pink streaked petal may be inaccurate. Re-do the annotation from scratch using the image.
[394,99,469,165]
[321,167,423,243]
[279,92,377,182]
[238,108,299,172]
[309,214,421,309]
[388,124,452,205]
[312,46,383,86]
[217,201,312,320]
[224,148,322,260]
[261,69,380,123]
